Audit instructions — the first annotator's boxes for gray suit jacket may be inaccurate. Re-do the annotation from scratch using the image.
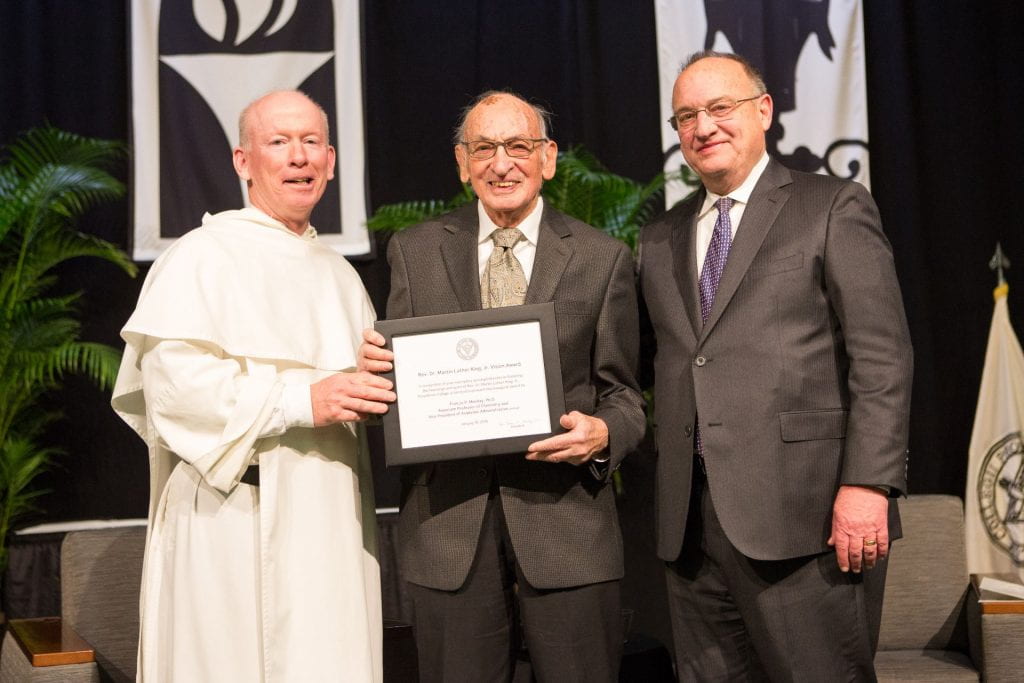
[640,158,912,562]
[388,203,646,591]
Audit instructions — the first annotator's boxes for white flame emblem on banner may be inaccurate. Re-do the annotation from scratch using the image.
[193,0,298,45]
[160,1,333,205]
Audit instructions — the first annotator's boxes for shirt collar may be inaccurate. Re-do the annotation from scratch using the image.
[699,151,770,219]
[477,196,544,246]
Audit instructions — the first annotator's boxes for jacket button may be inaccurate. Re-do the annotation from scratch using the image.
[695,356,707,367]
[479,468,489,480]
[684,425,693,437]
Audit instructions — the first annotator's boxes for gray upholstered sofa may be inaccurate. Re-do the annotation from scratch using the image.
[4,496,1023,681]
[0,514,416,682]
[875,494,1024,682]
[1,524,144,682]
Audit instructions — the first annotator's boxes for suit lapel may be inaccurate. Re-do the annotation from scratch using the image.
[524,205,572,305]
[671,194,704,340]
[701,159,793,339]
[440,204,483,311]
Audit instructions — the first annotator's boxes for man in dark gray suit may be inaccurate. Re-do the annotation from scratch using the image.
[640,51,912,681]
[361,91,645,682]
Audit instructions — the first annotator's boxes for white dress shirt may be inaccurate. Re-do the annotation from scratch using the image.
[476,196,544,280]
[695,152,770,276]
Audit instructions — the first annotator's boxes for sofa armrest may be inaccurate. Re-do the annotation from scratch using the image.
[969,574,1024,683]
[0,619,99,683]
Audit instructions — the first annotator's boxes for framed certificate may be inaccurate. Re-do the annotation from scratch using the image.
[374,302,566,466]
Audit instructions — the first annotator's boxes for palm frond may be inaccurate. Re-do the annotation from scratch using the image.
[14,228,137,288]
[6,126,125,177]
[543,147,668,250]
[366,184,475,233]
[366,200,453,232]
[0,125,126,246]
[0,126,135,569]
[0,437,57,502]
[8,341,122,392]
[0,435,59,567]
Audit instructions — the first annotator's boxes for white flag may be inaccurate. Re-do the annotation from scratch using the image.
[654,0,870,206]
[965,283,1024,580]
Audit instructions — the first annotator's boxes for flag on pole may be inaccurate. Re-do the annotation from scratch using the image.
[965,282,1024,580]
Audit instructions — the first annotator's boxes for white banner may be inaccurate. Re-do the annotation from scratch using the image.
[655,0,870,206]
[130,0,370,260]
[966,284,1024,580]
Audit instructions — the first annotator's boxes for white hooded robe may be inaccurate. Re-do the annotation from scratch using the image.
[112,209,382,682]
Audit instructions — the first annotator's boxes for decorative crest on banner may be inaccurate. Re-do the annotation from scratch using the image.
[655,0,871,206]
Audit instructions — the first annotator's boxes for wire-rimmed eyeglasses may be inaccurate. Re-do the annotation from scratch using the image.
[460,137,548,160]
[667,96,762,132]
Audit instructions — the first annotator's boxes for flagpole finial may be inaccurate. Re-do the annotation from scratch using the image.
[990,243,1010,288]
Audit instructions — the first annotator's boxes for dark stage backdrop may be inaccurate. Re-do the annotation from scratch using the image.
[2,2,1022,525]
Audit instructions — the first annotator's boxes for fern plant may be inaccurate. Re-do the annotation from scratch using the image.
[0,126,137,573]
[367,182,476,233]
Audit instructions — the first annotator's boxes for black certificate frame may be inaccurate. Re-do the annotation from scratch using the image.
[374,302,566,466]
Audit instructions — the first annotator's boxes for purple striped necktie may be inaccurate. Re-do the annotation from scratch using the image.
[699,197,734,323]
[695,197,733,458]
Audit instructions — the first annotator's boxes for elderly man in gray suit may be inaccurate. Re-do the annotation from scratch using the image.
[640,51,913,681]
[360,91,645,682]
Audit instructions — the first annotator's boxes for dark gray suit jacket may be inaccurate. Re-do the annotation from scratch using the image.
[640,158,912,563]
[388,202,646,591]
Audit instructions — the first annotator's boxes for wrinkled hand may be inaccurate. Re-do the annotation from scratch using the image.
[357,328,393,373]
[311,371,395,426]
[828,485,889,573]
[525,412,609,466]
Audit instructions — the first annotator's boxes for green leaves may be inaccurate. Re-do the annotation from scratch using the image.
[0,126,136,571]
[366,183,475,233]
[541,146,669,251]
[0,435,60,571]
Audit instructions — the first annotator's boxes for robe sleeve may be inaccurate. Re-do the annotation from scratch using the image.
[140,338,296,494]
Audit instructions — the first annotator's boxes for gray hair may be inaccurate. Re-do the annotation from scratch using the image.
[680,50,768,95]
[237,90,330,149]
[452,90,553,145]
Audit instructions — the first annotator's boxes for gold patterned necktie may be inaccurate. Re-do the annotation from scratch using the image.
[481,227,527,308]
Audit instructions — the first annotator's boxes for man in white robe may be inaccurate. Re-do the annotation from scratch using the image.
[112,90,395,682]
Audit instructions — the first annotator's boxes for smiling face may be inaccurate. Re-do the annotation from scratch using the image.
[672,57,772,195]
[455,94,557,228]
[232,91,336,235]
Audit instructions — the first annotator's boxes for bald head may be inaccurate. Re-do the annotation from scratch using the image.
[453,90,558,228]
[239,90,330,150]
[453,90,552,145]
[231,90,336,235]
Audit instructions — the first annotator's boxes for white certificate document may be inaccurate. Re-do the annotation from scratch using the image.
[392,321,552,448]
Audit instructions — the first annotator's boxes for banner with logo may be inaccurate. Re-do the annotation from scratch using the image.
[966,283,1024,579]
[130,0,369,260]
[654,0,870,206]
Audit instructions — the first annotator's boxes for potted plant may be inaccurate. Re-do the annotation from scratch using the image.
[0,126,137,575]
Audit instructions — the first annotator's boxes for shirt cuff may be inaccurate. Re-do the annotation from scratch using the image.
[282,383,315,429]
[589,454,611,480]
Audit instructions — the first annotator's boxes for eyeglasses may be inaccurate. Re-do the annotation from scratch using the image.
[461,137,548,160]
[667,96,762,131]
